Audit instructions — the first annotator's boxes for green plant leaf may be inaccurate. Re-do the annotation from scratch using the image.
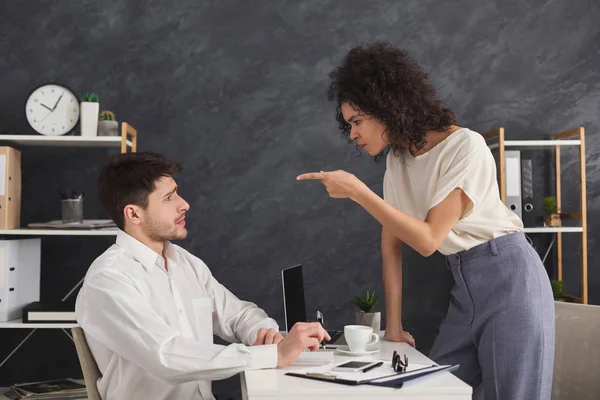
[543,196,557,215]
[82,92,99,103]
[348,289,379,312]
[99,110,115,121]
[550,279,564,300]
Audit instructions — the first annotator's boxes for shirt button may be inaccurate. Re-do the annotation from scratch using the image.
[178,309,183,314]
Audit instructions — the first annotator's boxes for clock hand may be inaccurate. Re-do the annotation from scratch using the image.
[52,93,64,111]
[40,103,53,112]
[39,109,53,123]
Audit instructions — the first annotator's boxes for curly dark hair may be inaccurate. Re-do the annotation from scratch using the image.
[327,42,456,161]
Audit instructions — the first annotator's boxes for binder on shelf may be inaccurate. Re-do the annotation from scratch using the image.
[0,238,41,321]
[521,155,535,227]
[22,301,76,323]
[0,146,21,230]
[505,150,522,219]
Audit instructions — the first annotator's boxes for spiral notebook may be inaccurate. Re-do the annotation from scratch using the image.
[291,349,335,366]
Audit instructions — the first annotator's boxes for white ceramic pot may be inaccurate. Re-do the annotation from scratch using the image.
[80,102,99,137]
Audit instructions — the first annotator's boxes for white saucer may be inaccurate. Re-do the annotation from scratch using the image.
[335,345,380,356]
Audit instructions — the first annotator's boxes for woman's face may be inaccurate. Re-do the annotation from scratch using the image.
[341,102,389,157]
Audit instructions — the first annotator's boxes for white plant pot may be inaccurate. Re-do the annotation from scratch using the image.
[356,311,381,335]
[97,120,119,136]
[80,102,99,137]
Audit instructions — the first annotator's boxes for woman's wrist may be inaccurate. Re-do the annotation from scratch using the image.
[385,321,404,332]
[351,182,374,204]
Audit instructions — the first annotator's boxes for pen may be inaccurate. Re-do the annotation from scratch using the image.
[57,186,67,199]
[362,361,383,373]
[316,310,325,349]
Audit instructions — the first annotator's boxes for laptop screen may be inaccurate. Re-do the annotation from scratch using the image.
[281,264,307,332]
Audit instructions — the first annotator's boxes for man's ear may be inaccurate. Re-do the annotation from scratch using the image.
[123,204,142,226]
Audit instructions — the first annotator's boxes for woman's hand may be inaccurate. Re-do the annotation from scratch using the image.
[296,170,369,201]
[384,326,415,347]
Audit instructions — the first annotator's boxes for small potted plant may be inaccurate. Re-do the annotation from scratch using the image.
[551,279,583,303]
[98,110,118,136]
[543,196,561,227]
[349,289,381,334]
[551,279,565,301]
[80,92,99,137]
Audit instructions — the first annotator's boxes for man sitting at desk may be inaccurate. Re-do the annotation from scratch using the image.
[75,152,329,400]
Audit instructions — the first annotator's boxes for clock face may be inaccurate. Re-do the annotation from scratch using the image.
[25,84,80,135]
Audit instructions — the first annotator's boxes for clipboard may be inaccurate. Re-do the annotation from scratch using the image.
[286,364,459,388]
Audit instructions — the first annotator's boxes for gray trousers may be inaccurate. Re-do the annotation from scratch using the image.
[429,232,555,400]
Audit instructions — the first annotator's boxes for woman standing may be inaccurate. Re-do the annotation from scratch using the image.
[298,42,554,400]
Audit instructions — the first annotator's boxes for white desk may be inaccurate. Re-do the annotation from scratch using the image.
[241,338,472,399]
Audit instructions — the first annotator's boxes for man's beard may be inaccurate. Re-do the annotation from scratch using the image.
[145,216,187,242]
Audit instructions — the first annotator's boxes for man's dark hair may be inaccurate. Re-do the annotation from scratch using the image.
[98,152,182,230]
[327,42,457,161]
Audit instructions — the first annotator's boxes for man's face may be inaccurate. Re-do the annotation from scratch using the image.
[141,176,190,241]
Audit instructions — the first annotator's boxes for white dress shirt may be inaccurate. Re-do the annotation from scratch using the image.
[75,230,279,400]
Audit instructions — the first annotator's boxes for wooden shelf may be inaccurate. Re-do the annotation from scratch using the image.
[484,126,588,303]
[557,295,584,304]
[0,123,137,371]
[0,318,77,329]
[0,229,117,236]
[0,134,132,148]
[488,139,581,150]
[524,227,584,233]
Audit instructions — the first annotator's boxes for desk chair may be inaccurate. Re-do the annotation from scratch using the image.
[552,301,600,400]
[72,327,102,400]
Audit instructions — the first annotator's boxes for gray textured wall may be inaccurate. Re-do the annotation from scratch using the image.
[1,0,599,398]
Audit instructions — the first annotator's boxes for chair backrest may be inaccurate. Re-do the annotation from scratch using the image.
[552,301,600,400]
[72,327,103,400]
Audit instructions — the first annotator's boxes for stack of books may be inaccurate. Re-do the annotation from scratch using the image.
[1,378,87,399]
[22,301,76,324]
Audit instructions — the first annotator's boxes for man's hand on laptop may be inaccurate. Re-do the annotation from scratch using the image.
[253,328,284,345]
[276,322,330,367]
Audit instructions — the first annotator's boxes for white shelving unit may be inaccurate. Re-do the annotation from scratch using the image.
[0,123,136,237]
[0,135,132,148]
[0,122,138,371]
[0,229,117,236]
[488,139,581,150]
[523,227,583,234]
[484,126,588,303]
[0,319,77,329]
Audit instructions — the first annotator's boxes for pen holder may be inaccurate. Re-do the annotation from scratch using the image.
[61,198,84,223]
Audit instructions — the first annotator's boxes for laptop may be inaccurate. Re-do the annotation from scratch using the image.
[281,264,346,347]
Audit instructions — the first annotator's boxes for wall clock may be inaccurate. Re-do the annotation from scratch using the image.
[25,84,79,135]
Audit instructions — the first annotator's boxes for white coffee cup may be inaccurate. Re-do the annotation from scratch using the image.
[344,325,379,353]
